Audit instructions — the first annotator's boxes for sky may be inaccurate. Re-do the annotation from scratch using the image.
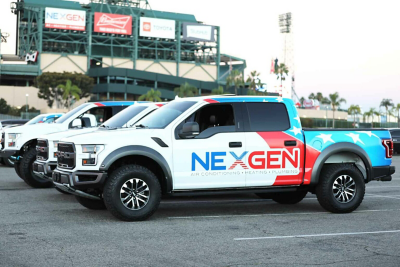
[1,0,400,111]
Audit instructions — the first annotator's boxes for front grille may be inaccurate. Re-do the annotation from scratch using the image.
[36,139,49,161]
[57,143,75,169]
[1,132,4,150]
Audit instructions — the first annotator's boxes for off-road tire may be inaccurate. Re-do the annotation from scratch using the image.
[271,191,308,204]
[103,164,161,221]
[316,164,365,213]
[20,148,53,188]
[75,196,106,210]
[55,187,71,195]
[14,159,24,180]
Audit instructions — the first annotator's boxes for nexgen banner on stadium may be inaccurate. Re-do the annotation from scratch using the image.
[45,8,86,31]
[94,13,132,35]
[140,17,175,39]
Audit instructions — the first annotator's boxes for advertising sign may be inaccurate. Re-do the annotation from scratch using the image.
[139,17,175,39]
[182,23,215,42]
[94,12,132,35]
[45,8,86,31]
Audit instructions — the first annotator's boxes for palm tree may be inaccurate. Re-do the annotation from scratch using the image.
[300,97,305,107]
[174,82,198,97]
[275,63,289,86]
[367,108,380,128]
[328,92,346,128]
[57,79,82,110]
[348,104,361,127]
[226,70,244,95]
[246,70,260,91]
[138,88,162,102]
[395,104,400,127]
[321,97,331,104]
[315,92,324,103]
[211,86,224,95]
[380,98,394,122]
[308,93,315,100]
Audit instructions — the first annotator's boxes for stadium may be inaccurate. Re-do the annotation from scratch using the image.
[0,0,249,111]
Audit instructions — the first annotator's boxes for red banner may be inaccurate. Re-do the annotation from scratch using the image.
[94,12,132,35]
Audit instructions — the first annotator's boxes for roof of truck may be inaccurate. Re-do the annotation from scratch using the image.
[174,95,292,104]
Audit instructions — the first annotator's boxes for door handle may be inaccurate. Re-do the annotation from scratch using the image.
[284,140,297,146]
[229,142,242,148]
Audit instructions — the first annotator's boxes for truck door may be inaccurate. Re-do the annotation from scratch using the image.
[172,102,246,190]
[243,102,304,187]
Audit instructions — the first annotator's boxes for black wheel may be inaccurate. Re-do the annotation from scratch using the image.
[316,164,365,213]
[271,191,308,204]
[4,157,15,167]
[103,164,161,221]
[14,160,24,180]
[75,196,106,210]
[20,147,53,188]
[55,187,71,195]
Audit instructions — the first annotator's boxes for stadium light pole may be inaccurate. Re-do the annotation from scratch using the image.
[25,94,29,116]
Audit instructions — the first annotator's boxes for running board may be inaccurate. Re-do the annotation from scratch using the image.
[170,186,301,196]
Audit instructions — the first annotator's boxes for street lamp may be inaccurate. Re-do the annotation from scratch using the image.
[25,94,29,117]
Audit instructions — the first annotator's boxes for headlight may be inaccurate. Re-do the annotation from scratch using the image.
[8,133,21,147]
[82,145,103,154]
[53,141,59,149]
[81,145,104,166]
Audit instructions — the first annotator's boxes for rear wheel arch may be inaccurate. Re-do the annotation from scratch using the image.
[310,142,373,185]
[100,146,172,194]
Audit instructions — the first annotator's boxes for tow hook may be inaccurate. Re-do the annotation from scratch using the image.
[10,156,22,161]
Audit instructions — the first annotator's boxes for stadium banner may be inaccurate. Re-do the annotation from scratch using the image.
[45,8,86,31]
[94,12,132,35]
[140,17,175,39]
[182,23,215,42]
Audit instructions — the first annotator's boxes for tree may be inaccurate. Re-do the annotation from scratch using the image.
[274,63,289,86]
[246,70,260,91]
[138,88,162,102]
[394,104,400,127]
[35,72,94,108]
[226,70,244,95]
[380,98,394,122]
[328,92,346,128]
[0,98,10,114]
[321,97,331,104]
[308,93,315,100]
[211,86,224,95]
[299,97,305,107]
[174,82,198,97]
[57,80,82,110]
[348,104,361,127]
[366,108,380,128]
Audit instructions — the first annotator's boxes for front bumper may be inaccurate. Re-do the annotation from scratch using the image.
[33,161,57,181]
[372,166,395,182]
[0,149,17,158]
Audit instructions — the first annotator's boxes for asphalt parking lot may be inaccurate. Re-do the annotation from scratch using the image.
[1,159,400,266]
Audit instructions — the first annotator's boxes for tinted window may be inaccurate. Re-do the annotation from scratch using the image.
[136,101,196,129]
[390,130,400,137]
[245,103,290,131]
[102,106,147,128]
[56,103,91,123]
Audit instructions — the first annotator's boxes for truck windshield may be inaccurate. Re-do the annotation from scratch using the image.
[101,105,148,128]
[55,104,91,124]
[134,101,195,129]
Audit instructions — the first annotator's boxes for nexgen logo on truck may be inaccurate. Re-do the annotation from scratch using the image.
[192,148,300,171]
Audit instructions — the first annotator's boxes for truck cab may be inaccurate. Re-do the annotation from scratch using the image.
[53,96,395,221]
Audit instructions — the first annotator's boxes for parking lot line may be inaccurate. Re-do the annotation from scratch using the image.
[234,230,400,241]
[168,208,400,220]
[365,194,400,200]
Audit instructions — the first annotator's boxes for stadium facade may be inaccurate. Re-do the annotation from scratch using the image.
[0,0,248,107]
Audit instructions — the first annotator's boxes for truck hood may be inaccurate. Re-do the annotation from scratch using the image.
[60,127,154,145]
[4,124,62,136]
[39,127,99,142]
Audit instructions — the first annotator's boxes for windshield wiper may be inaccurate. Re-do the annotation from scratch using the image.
[135,124,148,129]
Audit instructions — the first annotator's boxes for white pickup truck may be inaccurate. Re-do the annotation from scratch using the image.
[33,102,164,189]
[1,101,137,188]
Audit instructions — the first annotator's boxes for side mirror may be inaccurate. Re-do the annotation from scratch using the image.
[179,122,200,139]
[71,118,82,128]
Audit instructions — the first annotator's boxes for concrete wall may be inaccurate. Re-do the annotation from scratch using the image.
[102,58,134,69]
[41,53,87,74]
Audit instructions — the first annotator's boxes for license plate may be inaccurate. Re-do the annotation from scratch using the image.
[393,139,398,142]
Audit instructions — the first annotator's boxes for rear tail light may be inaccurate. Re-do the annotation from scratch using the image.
[382,139,393,158]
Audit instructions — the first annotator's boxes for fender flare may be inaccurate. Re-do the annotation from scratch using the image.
[310,142,373,185]
[99,145,173,192]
